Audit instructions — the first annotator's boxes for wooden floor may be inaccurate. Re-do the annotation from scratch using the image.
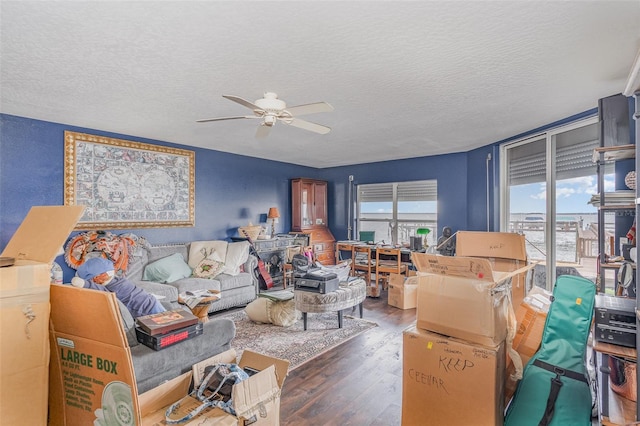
[279,288,416,426]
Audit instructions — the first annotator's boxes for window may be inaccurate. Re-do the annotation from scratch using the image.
[500,117,602,289]
[356,180,437,247]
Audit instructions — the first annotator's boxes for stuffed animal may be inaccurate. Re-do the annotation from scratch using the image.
[71,257,166,318]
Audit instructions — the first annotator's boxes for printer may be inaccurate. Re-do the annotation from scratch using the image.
[295,269,340,294]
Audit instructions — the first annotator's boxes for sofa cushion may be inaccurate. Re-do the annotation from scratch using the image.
[148,244,189,263]
[116,298,139,347]
[168,277,222,295]
[188,240,228,268]
[222,241,250,276]
[126,246,148,282]
[131,318,236,394]
[215,272,252,292]
[143,253,193,283]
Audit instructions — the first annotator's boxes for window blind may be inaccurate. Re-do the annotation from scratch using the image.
[357,180,437,202]
[507,123,605,186]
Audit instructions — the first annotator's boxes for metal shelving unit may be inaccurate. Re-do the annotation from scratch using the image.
[593,92,638,425]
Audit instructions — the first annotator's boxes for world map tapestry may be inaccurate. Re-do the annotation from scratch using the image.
[64,131,195,229]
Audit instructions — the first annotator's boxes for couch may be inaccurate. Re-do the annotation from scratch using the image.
[126,238,259,315]
[48,284,237,425]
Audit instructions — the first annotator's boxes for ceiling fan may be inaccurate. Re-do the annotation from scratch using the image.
[197,92,334,138]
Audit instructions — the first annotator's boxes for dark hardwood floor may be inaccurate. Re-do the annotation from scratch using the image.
[279,289,416,426]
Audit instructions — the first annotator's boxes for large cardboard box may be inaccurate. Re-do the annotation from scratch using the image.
[456,231,530,308]
[388,273,418,309]
[504,287,552,403]
[402,325,506,426]
[142,349,289,425]
[412,253,528,348]
[48,283,289,425]
[0,205,84,425]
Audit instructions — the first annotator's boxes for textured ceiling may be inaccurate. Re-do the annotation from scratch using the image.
[1,1,639,168]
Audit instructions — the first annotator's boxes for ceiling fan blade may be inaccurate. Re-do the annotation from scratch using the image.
[222,95,263,111]
[196,115,257,123]
[286,118,331,135]
[255,123,272,139]
[285,102,334,116]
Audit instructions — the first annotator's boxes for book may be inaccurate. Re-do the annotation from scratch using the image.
[257,290,294,302]
[135,308,199,336]
[135,322,203,350]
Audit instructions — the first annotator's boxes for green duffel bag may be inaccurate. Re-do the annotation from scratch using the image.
[504,275,596,426]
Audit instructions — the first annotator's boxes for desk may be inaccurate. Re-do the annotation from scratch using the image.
[335,241,421,265]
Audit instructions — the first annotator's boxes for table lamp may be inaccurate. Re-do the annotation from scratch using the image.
[267,207,280,238]
[416,228,431,250]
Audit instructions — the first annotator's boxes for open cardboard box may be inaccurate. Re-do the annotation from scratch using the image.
[141,349,289,425]
[49,282,290,426]
[504,287,552,404]
[0,205,84,425]
[455,231,530,308]
[411,253,534,348]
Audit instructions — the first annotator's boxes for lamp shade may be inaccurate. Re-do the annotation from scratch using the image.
[268,207,280,219]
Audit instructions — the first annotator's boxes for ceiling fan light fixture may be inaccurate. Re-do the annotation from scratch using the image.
[264,115,277,126]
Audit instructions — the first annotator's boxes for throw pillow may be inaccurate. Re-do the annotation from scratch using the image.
[143,252,192,283]
[222,241,250,276]
[268,299,298,327]
[244,297,270,324]
[192,256,225,279]
[188,240,228,269]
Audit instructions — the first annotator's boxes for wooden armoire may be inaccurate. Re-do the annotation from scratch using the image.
[291,178,336,265]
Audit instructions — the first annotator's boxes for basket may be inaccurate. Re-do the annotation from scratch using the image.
[238,225,262,241]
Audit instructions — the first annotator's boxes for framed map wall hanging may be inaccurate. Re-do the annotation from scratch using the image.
[64,131,195,229]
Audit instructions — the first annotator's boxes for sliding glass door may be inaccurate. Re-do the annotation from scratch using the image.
[501,117,600,290]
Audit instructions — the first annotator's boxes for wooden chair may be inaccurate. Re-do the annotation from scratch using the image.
[375,247,407,290]
[352,245,375,285]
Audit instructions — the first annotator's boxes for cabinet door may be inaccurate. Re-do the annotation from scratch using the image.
[291,179,305,230]
[312,181,327,226]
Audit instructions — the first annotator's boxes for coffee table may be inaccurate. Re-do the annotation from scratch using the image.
[294,278,366,330]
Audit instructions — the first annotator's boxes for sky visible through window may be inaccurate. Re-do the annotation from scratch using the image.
[510,175,613,214]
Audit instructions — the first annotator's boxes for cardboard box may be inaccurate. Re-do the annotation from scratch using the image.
[504,287,552,403]
[456,231,530,308]
[412,253,532,348]
[48,283,290,426]
[0,205,84,425]
[388,273,418,309]
[402,325,505,426]
[142,349,289,425]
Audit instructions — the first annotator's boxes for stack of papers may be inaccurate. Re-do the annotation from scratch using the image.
[179,289,220,309]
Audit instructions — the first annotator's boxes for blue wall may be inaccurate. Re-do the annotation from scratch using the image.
[318,153,470,241]
[0,114,318,280]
